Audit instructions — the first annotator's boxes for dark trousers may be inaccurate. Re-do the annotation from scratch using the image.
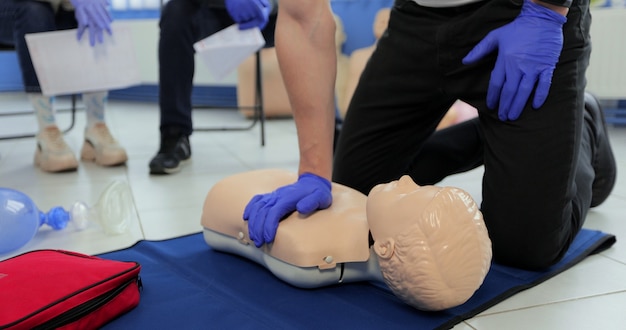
[158,0,276,136]
[333,0,593,269]
[0,0,77,93]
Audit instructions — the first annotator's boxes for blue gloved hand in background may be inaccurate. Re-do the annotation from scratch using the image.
[462,0,567,121]
[225,0,271,30]
[71,0,112,46]
[243,173,332,247]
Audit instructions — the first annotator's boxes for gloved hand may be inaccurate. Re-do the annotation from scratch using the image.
[462,0,567,121]
[225,0,271,30]
[70,0,113,46]
[243,173,332,247]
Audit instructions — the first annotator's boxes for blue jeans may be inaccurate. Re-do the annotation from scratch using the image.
[158,0,277,136]
[0,0,77,93]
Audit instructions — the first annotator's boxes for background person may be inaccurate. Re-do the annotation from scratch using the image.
[0,0,128,172]
[149,0,277,174]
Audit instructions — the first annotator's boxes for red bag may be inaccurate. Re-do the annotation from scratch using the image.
[0,249,141,329]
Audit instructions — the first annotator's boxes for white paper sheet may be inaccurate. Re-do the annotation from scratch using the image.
[25,23,141,96]
[193,25,266,81]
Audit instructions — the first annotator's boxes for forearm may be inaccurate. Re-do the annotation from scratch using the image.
[275,0,336,180]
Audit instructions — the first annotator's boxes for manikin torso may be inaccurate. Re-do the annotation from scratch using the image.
[201,169,492,310]
[201,169,382,288]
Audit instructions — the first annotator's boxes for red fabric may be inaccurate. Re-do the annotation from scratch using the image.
[0,250,141,329]
[58,280,141,330]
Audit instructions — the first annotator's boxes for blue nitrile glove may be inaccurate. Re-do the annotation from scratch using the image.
[71,0,113,46]
[225,0,271,30]
[462,0,566,121]
[243,173,332,247]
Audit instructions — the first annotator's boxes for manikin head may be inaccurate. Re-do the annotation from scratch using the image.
[367,175,492,311]
[372,8,391,40]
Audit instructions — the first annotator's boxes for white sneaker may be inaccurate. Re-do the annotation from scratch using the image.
[81,123,128,166]
[34,126,79,172]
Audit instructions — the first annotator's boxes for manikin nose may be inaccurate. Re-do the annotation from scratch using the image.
[398,175,413,186]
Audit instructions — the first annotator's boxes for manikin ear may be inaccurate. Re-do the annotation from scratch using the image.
[373,238,395,260]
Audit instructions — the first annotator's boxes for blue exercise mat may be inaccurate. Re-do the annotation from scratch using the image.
[100,229,615,330]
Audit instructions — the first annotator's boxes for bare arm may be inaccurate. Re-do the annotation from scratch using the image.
[275,0,336,180]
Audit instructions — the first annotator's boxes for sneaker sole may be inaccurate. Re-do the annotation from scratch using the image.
[585,92,617,207]
[149,158,190,175]
[34,149,79,173]
[80,142,128,166]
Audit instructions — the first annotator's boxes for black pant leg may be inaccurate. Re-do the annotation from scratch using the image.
[158,0,230,136]
[408,118,484,185]
[7,0,57,92]
[483,0,592,269]
[444,0,592,269]
[333,0,457,195]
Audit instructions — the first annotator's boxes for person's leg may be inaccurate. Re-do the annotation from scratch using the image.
[53,7,126,168]
[80,91,128,166]
[9,0,78,172]
[406,0,525,185]
[333,0,462,194]
[482,0,598,269]
[0,2,17,45]
[444,0,599,269]
[17,4,76,126]
[83,91,107,130]
[411,0,606,270]
[407,117,485,185]
[584,91,617,208]
[12,0,51,93]
[150,0,231,174]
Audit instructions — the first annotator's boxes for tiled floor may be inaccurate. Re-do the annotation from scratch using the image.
[1,92,625,329]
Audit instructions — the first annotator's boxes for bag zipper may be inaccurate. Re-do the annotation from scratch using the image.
[33,277,142,330]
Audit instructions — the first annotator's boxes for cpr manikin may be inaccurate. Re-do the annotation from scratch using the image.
[201,169,492,311]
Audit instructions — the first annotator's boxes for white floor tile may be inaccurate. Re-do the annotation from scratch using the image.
[138,205,204,240]
[478,255,626,315]
[466,291,626,330]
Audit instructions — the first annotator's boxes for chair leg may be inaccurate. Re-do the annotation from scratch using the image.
[0,94,78,140]
[192,51,266,147]
[255,49,266,146]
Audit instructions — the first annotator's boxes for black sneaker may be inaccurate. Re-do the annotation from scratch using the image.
[584,92,617,207]
[149,134,191,174]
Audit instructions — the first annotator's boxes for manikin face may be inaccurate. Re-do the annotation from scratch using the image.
[367,175,442,241]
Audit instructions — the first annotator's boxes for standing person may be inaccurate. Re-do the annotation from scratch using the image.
[241,0,617,270]
[0,0,128,172]
[148,0,277,174]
